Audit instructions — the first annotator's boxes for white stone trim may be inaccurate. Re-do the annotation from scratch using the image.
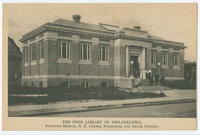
[151,47,183,54]
[39,59,44,64]
[161,65,169,69]
[152,40,184,46]
[57,59,72,64]
[23,36,47,47]
[98,61,110,65]
[23,35,115,47]
[24,62,28,66]
[173,65,181,70]
[165,77,184,80]
[79,60,92,64]
[22,75,184,80]
[22,75,123,79]
[30,61,37,65]
[22,34,184,54]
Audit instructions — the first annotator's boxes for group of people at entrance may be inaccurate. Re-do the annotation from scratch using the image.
[146,71,160,85]
[130,60,163,86]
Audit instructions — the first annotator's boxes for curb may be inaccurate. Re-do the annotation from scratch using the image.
[8,98,196,117]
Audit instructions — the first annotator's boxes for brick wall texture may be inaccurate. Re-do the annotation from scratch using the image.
[21,31,185,88]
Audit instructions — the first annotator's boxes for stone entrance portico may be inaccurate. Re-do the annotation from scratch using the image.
[125,46,146,79]
[114,44,148,89]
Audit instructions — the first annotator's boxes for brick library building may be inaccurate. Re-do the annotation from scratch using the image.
[20,15,185,88]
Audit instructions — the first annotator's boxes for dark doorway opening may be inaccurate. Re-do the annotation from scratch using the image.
[130,55,140,78]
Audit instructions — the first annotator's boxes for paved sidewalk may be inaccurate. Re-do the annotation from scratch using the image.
[8,89,196,117]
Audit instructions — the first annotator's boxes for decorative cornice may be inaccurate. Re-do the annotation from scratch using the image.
[20,24,49,41]
[20,23,115,42]
[51,22,115,34]
[114,34,151,43]
[20,22,186,50]
[151,39,185,48]
[22,35,115,47]
[46,26,114,39]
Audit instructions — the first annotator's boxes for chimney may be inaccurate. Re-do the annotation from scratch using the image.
[134,26,141,30]
[73,15,81,23]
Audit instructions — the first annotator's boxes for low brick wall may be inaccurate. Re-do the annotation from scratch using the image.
[21,78,115,88]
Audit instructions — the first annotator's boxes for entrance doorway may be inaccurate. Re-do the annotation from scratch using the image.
[130,55,140,78]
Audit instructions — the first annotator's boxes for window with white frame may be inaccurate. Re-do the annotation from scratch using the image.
[58,40,71,59]
[101,81,109,87]
[31,45,36,61]
[173,53,179,66]
[82,81,91,88]
[40,43,45,59]
[151,50,156,65]
[61,80,70,88]
[100,44,109,62]
[24,47,28,63]
[80,42,90,60]
[161,51,168,65]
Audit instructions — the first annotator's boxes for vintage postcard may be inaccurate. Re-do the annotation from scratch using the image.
[2,3,197,130]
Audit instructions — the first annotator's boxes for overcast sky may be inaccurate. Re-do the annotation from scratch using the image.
[5,3,197,61]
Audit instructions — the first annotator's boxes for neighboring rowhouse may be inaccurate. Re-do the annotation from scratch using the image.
[8,37,22,87]
[20,15,185,88]
[184,61,196,88]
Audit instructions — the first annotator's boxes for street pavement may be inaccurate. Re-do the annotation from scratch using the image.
[8,89,196,117]
[44,102,196,117]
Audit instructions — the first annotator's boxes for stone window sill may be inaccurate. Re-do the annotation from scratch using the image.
[99,61,110,65]
[30,61,37,66]
[173,65,180,70]
[79,60,92,64]
[161,65,169,69]
[24,63,28,66]
[39,59,44,64]
[57,59,72,64]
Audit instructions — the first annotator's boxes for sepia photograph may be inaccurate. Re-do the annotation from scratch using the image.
[2,3,197,130]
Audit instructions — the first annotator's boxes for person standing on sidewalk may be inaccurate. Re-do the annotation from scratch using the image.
[147,70,153,86]
[155,62,161,85]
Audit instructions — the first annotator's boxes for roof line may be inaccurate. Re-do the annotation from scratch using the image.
[123,27,147,33]
[151,38,184,45]
[99,23,119,28]
[51,22,115,33]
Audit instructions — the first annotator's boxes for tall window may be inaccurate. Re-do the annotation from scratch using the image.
[40,43,45,59]
[174,53,179,66]
[161,51,168,65]
[24,47,28,63]
[82,81,91,88]
[58,40,70,59]
[31,45,36,61]
[151,50,156,65]
[100,44,109,62]
[80,42,90,60]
